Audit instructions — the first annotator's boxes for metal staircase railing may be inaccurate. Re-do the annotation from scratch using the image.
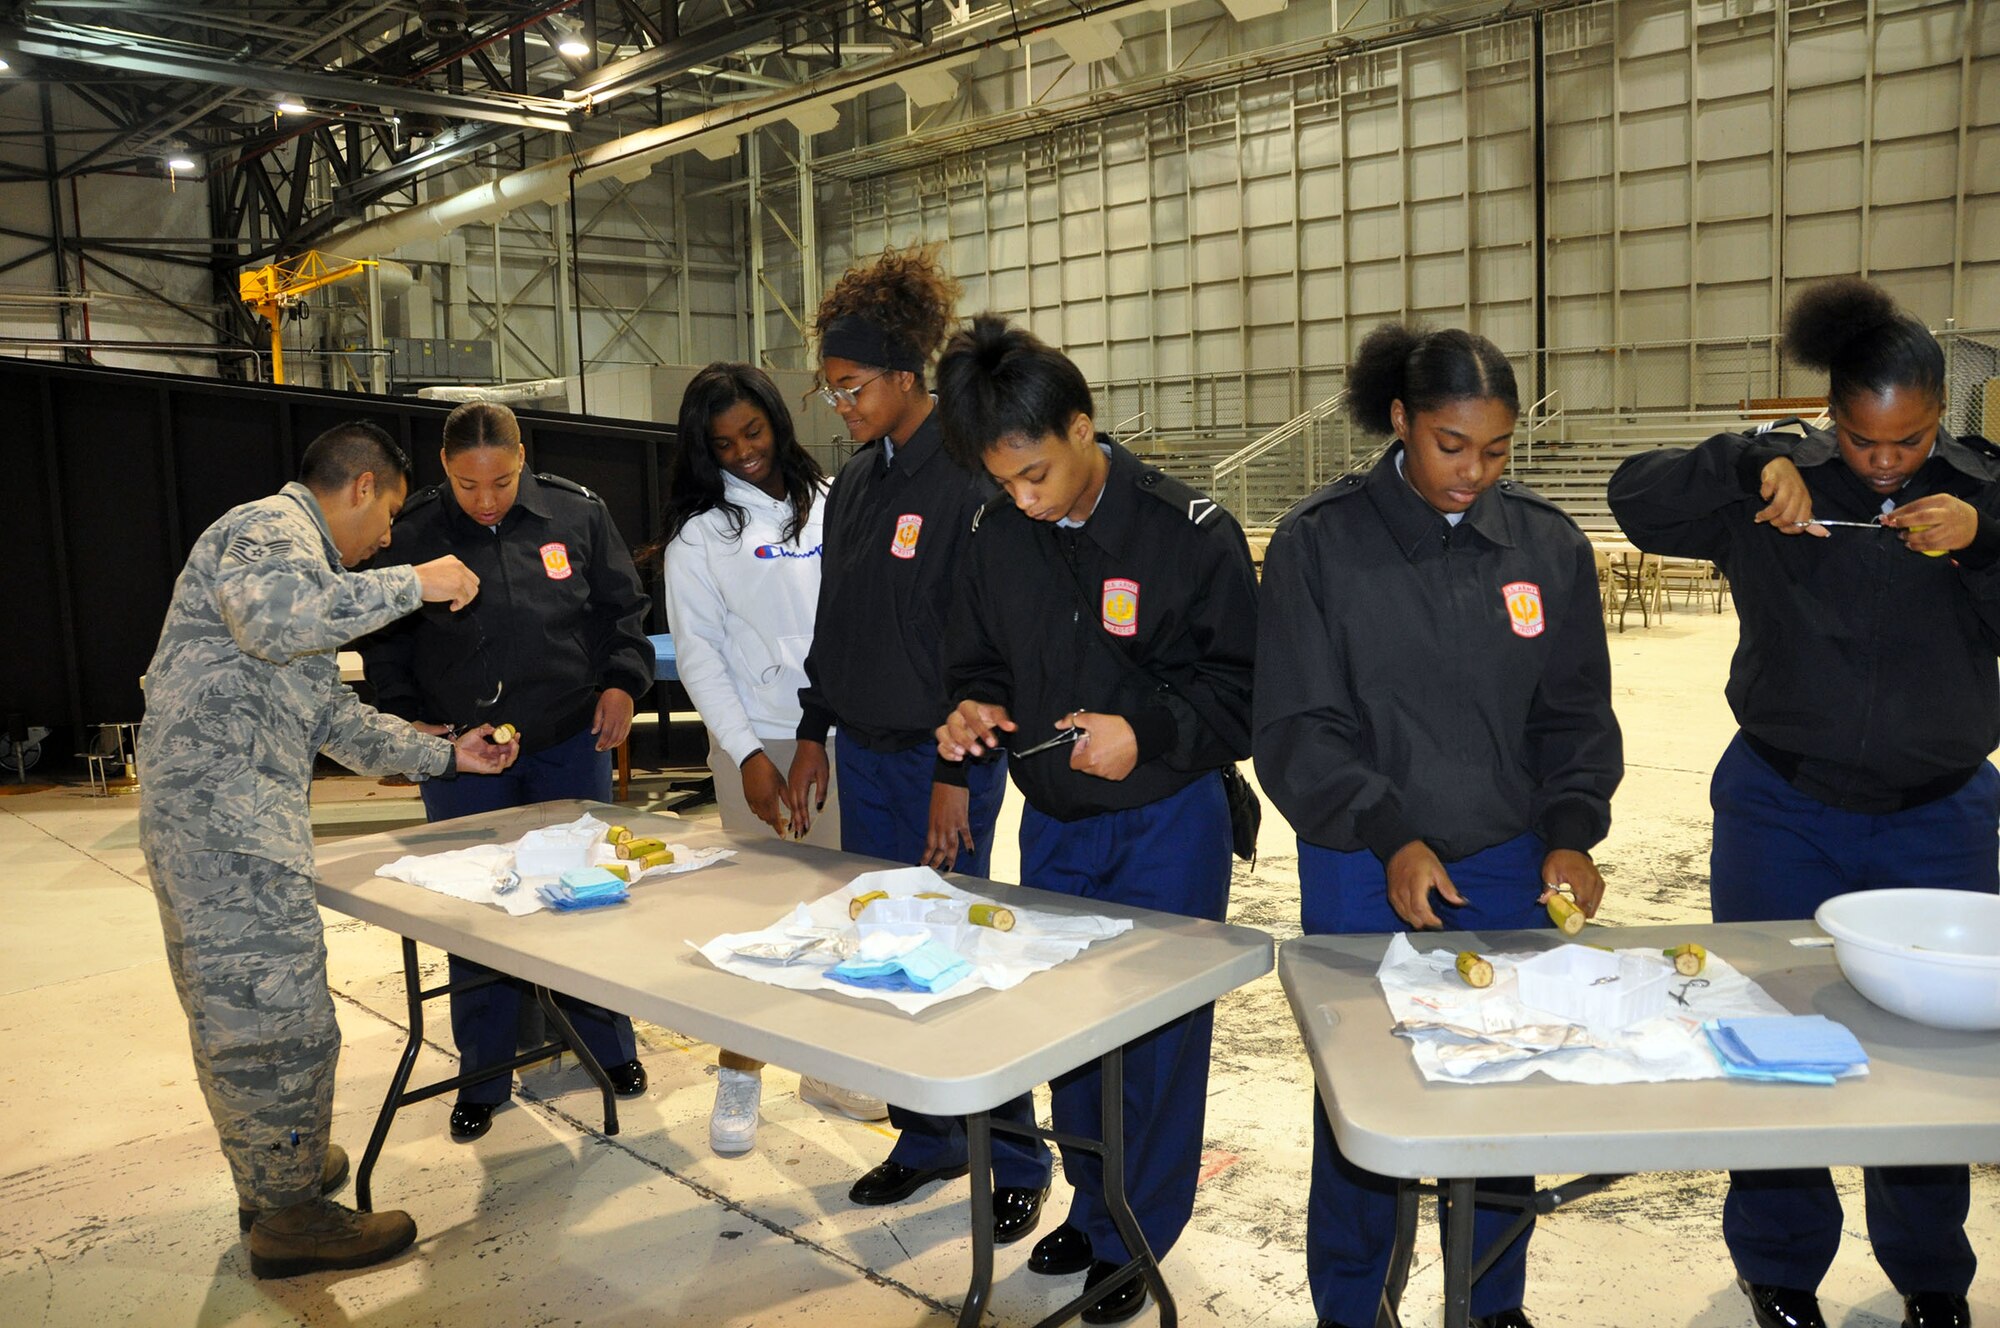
[1209,390,1355,526]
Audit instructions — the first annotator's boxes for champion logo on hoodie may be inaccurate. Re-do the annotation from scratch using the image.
[753,542,824,560]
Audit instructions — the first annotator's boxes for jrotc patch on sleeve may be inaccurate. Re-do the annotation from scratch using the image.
[891,513,923,560]
[224,534,292,565]
[1502,580,1545,638]
[540,542,574,580]
[1102,577,1139,637]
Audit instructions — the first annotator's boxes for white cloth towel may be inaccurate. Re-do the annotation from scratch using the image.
[694,865,1132,1014]
[375,813,735,916]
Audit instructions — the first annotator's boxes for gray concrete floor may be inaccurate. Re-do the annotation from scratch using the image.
[2,602,1996,1327]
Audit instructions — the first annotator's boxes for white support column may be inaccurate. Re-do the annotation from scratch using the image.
[749,131,767,368]
[798,127,819,350]
[1771,0,1787,392]
[1861,0,1877,278]
[366,262,385,394]
[492,220,508,382]
[675,156,692,364]
[553,200,573,378]
[1951,0,1974,324]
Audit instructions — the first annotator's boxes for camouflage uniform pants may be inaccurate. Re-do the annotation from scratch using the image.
[148,848,339,1211]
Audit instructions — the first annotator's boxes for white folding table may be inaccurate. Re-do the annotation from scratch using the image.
[1279,920,2000,1328]
[314,798,1274,1327]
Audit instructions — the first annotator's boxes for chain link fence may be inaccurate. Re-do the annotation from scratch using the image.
[1944,328,2000,441]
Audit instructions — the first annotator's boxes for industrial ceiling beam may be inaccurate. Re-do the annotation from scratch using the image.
[329,121,517,207]
[0,21,579,133]
[562,0,831,107]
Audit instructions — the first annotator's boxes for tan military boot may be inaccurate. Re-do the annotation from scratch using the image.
[247,1197,416,1279]
[237,1144,351,1231]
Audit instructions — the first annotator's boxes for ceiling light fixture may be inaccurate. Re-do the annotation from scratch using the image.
[0,59,11,72]
[558,35,591,58]
[166,155,196,171]
[277,98,308,115]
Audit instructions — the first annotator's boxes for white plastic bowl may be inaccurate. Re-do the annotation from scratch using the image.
[1814,888,2000,1031]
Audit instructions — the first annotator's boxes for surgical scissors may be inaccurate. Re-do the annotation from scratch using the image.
[1788,517,1890,530]
[1014,726,1083,757]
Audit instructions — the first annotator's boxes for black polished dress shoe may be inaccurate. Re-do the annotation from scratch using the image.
[992,1185,1049,1245]
[449,1102,497,1142]
[1474,1311,1537,1328]
[1739,1279,1828,1328]
[846,1159,970,1206]
[1028,1222,1093,1276]
[605,1059,647,1098]
[1904,1292,1972,1328]
[1080,1259,1149,1325]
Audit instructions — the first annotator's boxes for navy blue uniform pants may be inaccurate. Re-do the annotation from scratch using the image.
[1710,733,1995,1296]
[833,734,1049,1187]
[1003,773,1232,1265]
[1299,831,1550,1326]
[420,726,637,1106]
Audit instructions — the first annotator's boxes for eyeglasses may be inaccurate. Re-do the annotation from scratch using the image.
[808,370,886,412]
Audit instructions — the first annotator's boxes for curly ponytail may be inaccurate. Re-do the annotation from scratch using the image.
[813,244,963,376]
[1783,277,1943,411]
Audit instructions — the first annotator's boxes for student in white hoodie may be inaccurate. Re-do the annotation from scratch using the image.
[656,362,884,1153]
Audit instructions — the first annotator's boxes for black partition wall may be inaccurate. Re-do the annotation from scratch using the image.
[3,359,676,749]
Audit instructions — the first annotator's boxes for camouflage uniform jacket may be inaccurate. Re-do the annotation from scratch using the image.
[138,481,454,877]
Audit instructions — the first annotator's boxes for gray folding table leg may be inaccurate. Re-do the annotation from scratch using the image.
[533,985,618,1135]
[1440,1177,1477,1328]
[1092,1045,1177,1327]
[356,939,620,1211]
[956,1109,997,1328]
[357,937,428,1212]
[1375,1178,1422,1328]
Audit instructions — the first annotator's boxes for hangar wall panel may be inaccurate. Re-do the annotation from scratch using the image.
[766,0,1992,424]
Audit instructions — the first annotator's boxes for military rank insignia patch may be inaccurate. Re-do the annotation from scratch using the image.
[1102,577,1139,637]
[1502,580,1545,638]
[224,535,291,564]
[891,513,923,560]
[540,541,573,580]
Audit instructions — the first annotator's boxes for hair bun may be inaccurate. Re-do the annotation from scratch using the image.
[1346,322,1423,435]
[1783,277,1901,371]
[965,312,1016,369]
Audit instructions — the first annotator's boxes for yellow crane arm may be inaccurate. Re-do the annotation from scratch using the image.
[238,251,377,384]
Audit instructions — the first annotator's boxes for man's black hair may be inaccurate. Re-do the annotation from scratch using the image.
[299,420,414,492]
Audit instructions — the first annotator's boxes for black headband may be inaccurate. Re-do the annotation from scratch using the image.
[822,315,924,374]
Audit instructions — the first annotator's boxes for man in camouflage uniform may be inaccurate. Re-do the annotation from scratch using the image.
[138,421,512,1279]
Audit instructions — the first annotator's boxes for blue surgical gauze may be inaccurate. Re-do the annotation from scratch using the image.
[1702,1015,1868,1085]
[828,939,972,994]
[536,876,629,911]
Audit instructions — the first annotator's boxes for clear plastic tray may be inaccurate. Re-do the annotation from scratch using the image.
[1515,944,1672,1032]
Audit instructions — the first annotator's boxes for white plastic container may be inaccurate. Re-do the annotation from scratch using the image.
[512,824,594,877]
[1514,944,1672,1033]
[853,896,976,952]
[1815,888,2000,1031]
